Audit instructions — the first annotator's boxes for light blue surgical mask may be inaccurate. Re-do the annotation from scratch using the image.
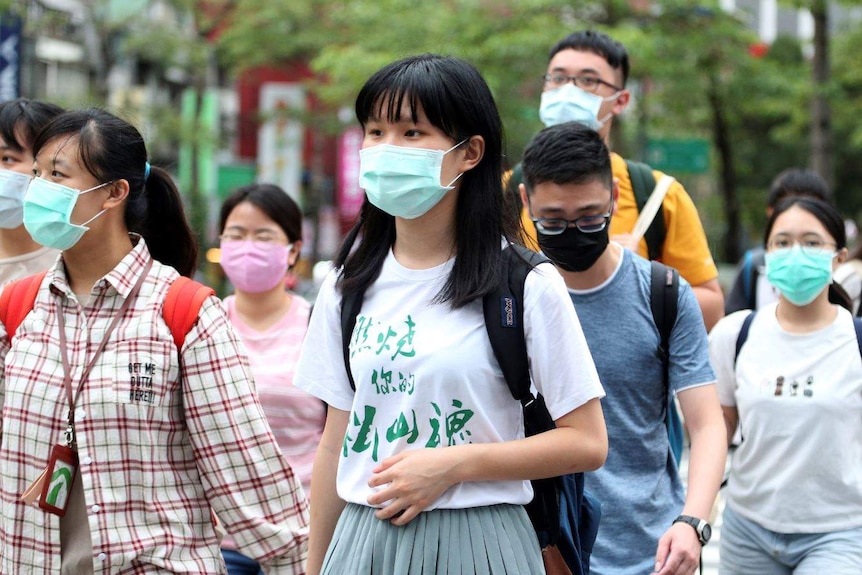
[0,170,33,228]
[23,178,111,250]
[765,245,835,306]
[539,83,616,129]
[359,140,466,219]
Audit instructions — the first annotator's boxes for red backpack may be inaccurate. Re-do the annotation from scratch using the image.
[0,272,214,349]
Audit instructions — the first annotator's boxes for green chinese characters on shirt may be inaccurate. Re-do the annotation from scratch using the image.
[343,314,476,461]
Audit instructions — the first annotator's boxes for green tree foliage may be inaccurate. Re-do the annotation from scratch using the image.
[216,0,585,164]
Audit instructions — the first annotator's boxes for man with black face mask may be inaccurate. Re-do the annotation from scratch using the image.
[520,122,727,575]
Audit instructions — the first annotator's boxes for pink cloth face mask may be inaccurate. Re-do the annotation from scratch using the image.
[220,239,291,293]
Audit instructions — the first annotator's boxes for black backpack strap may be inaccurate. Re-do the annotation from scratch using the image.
[340,287,365,391]
[734,311,756,367]
[649,261,685,465]
[626,159,664,262]
[854,317,862,356]
[482,244,561,543]
[649,261,678,385]
[482,244,546,405]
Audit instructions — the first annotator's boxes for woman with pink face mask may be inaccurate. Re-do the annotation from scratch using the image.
[218,183,325,575]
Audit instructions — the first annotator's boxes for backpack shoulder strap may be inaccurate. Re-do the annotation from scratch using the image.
[482,244,548,403]
[734,311,757,366]
[0,271,48,339]
[649,261,678,369]
[340,283,365,391]
[626,159,664,262]
[853,317,862,357]
[163,276,215,350]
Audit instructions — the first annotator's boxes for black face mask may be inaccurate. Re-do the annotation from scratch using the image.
[537,225,609,272]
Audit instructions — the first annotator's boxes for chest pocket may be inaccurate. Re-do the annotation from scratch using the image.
[111,340,178,408]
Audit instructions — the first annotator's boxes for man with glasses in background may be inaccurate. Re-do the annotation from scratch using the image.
[520,121,727,575]
[509,29,724,331]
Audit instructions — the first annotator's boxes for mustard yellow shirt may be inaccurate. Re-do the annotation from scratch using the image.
[516,152,718,287]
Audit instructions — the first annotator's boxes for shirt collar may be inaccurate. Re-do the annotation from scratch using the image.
[49,234,153,299]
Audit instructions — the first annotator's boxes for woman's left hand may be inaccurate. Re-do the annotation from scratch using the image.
[367,447,460,525]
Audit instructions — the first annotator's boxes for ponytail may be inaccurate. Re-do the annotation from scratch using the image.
[138,166,198,277]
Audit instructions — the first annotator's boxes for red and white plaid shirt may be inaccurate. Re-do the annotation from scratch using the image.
[0,239,308,574]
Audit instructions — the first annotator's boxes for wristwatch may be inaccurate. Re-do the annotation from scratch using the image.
[673,515,712,546]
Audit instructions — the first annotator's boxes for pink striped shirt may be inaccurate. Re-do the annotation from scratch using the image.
[225,295,324,492]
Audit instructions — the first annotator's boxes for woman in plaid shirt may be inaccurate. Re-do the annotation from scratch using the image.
[0,108,308,574]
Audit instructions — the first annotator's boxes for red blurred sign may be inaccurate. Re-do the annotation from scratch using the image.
[338,127,365,222]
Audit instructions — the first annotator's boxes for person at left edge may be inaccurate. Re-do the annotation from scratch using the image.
[0,98,64,284]
[520,122,726,575]
[0,109,308,574]
[294,54,607,575]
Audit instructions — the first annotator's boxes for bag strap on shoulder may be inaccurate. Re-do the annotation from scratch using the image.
[734,311,757,366]
[0,271,48,339]
[649,261,678,371]
[626,159,664,262]
[481,244,547,404]
[163,276,215,350]
[649,261,684,464]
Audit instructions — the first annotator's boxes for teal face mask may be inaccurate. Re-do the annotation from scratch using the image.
[23,178,111,250]
[765,245,835,306]
[359,141,465,219]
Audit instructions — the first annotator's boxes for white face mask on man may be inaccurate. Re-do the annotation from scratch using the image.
[539,83,617,130]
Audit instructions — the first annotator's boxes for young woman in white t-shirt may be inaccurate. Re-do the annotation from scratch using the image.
[217,184,324,575]
[294,54,608,575]
[709,197,862,574]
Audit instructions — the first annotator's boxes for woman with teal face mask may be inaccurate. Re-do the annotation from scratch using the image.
[0,109,309,573]
[709,196,862,574]
[293,54,608,575]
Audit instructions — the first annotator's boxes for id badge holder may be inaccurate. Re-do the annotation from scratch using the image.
[37,444,78,517]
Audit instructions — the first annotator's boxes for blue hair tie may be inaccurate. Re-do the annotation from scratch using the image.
[144,162,151,181]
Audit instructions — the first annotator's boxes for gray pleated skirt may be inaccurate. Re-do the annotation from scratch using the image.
[321,502,545,574]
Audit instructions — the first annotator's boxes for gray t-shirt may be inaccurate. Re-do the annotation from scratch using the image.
[569,248,715,575]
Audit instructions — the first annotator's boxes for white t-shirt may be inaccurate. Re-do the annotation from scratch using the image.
[294,250,604,510]
[709,303,862,533]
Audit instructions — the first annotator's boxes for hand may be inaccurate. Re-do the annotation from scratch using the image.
[366,448,459,526]
[652,522,702,575]
[611,233,641,253]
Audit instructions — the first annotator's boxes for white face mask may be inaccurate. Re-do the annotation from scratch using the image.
[0,170,33,228]
[539,83,618,130]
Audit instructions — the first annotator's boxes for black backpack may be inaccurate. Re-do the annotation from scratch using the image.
[340,244,600,575]
[649,261,685,466]
[626,159,666,263]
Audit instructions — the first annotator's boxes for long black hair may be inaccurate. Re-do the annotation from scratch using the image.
[336,54,516,308]
[765,196,851,311]
[0,98,64,152]
[32,109,198,277]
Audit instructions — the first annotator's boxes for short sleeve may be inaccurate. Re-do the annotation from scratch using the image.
[523,263,604,420]
[667,278,716,392]
[708,310,752,406]
[293,269,355,411]
[658,177,719,287]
